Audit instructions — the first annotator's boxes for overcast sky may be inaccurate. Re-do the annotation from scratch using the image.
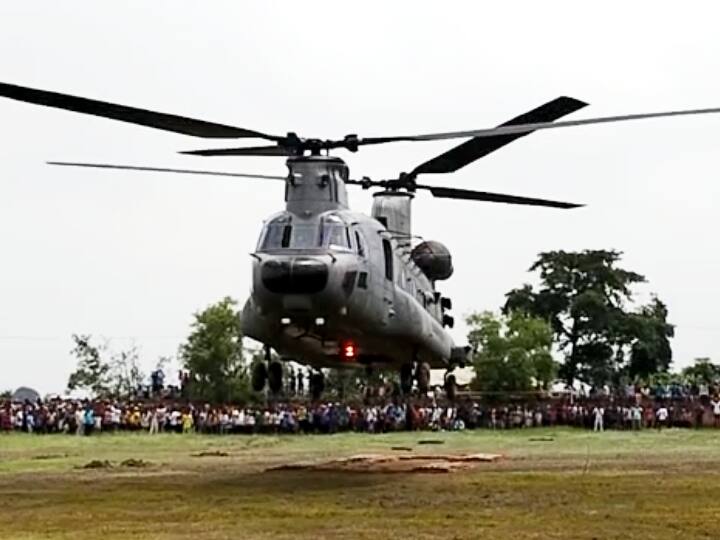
[1,1,719,394]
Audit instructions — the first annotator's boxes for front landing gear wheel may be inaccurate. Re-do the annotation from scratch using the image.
[444,373,457,401]
[268,361,283,394]
[251,362,268,392]
[310,372,325,400]
[416,362,431,394]
[400,363,413,395]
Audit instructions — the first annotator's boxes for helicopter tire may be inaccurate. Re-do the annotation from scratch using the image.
[268,361,283,394]
[444,373,457,401]
[400,363,413,395]
[310,372,325,400]
[416,362,431,394]
[251,362,268,392]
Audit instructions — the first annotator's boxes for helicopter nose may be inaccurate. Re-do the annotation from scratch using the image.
[261,257,328,294]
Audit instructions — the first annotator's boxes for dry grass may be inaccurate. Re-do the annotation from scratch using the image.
[1,428,719,539]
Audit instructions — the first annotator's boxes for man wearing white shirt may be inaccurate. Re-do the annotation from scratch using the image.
[592,406,604,432]
[656,405,669,430]
[711,398,720,428]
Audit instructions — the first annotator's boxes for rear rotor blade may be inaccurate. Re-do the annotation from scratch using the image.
[360,106,720,146]
[179,145,293,156]
[421,184,582,209]
[0,82,281,140]
[47,161,286,181]
[411,96,588,175]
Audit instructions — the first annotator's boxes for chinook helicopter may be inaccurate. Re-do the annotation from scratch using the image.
[2,82,720,399]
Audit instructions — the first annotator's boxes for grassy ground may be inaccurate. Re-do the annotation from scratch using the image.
[1,428,719,539]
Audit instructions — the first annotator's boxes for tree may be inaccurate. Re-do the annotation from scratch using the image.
[0,389,11,400]
[626,297,674,378]
[467,311,556,398]
[179,297,248,402]
[681,358,720,386]
[66,334,111,397]
[504,250,672,387]
[107,346,145,398]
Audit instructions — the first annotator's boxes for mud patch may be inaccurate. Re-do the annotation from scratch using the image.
[267,453,503,474]
[79,460,113,470]
[192,450,230,458]
[120,458,153,468]
[32,454,68,461]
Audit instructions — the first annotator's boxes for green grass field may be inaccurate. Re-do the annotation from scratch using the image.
[1,428,720,539]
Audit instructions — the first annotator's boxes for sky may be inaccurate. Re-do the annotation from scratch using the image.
[1,1,720,395]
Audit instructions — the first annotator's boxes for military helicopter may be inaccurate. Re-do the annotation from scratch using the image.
[2,82,720,400]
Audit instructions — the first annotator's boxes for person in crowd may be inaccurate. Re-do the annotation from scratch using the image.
[592,405,604,432]
[655,405,669,430]
[83,405,95,436]
[711,397,720,428]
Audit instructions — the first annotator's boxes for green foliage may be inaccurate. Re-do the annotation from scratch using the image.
[179,297,249,402]
[0,389,11,399]
[467,311,556,397]
[66,335,147,398]
[325,368,364,400]
[504,250,673,387]
[66,334,111,397]
[107,346,145,398]
[681,357,720,385]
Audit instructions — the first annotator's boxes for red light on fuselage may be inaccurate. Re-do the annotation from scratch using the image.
[342,342,356,360]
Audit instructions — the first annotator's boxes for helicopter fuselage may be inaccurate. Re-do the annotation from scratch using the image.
[241,155,461,371]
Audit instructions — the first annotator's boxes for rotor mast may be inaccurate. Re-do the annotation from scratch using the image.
[284,155,350,215]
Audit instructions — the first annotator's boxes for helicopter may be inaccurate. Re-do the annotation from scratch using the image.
[1,82,720,400]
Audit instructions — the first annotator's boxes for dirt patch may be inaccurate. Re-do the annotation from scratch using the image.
[418,439,445,445]
[32,454,68,461]
[79,460,113,470]
[192,451,229,458]
[267,453,503,474]
[120,459,153,468]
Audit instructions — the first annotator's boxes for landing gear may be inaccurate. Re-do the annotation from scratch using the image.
[416,362,431,394]
[268,361,283,394]
[400,363,413,395]
[251,346,284,394]
[310,371,325,400]
[444,372,457,401]
[251,362,267,392]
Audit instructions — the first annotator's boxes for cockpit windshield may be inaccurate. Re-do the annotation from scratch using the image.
[259,223,319,250]
[320,215,352,251]
[258,214,352,252]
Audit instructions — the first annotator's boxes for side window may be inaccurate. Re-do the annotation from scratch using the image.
[354,230,366,258]
[382,238,393,281]
[281,225,291,248]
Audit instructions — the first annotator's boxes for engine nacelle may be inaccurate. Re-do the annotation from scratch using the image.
[411,240,453,281]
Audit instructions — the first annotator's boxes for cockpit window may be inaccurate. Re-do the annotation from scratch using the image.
[259,217,319,250]
[258,214,353,252]
[320,215,351,251]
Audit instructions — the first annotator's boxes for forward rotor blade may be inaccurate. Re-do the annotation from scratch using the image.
[360,106,720,146]
[179,145,293,156]
[421,184,582,209]
[411,96,588,175]
[46,161,286,181]
[0,82,281,140]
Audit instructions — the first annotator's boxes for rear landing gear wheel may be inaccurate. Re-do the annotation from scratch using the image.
[416,362,431,394]
[444,373,457,401]
[251,362,268,392]
[268,361,283,394]
[400,363,413,395]
[310,372,325,400]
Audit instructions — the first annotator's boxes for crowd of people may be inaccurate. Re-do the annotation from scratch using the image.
[3,392,720,435]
